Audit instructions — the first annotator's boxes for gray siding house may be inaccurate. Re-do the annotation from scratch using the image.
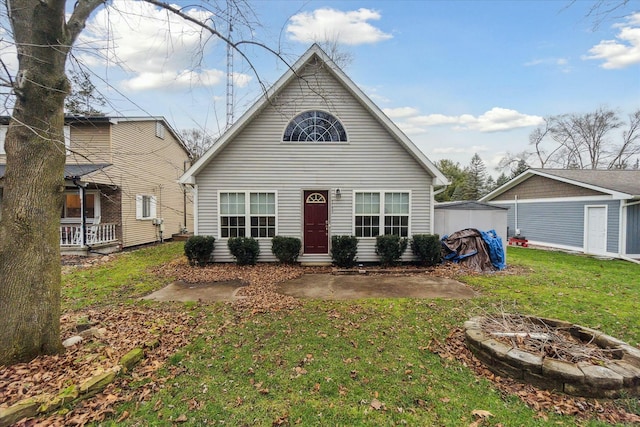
[480,169,640,260]
[180,44,448,264]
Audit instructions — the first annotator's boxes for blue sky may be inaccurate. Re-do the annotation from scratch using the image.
[4,0,638,173]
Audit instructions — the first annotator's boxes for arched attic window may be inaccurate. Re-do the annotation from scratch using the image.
[283,111,347,142]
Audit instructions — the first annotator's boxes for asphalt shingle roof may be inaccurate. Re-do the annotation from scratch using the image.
[533,169,640,196]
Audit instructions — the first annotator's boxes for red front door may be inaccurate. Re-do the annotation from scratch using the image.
[304,190,329,254]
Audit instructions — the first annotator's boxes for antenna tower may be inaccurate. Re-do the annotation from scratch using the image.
[225,1,234,129]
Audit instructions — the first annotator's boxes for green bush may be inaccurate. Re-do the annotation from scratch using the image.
[227,237,260,265]
[331,235,359,268]
[271,236,302,264]
[184,235,215,267]
[375,235,408,266]
[410,234,441,266]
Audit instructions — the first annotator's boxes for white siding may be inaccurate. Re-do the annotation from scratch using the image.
[196,61,435,262]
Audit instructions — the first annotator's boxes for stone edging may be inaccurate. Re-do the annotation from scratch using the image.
[0,347,146,427]
[464,316,640,398]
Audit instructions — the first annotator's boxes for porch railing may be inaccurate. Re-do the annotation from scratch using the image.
[60,223,118,247]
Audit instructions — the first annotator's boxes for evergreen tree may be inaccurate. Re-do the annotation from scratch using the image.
[485,176,496,194]
[434,159,467,202]
[496,172,510,187]
[510,159,529,178]
[461,153,489,200]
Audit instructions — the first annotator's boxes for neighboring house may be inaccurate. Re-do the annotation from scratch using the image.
[180,44,448,264]
[0,116,193,255]
[480,168,640,260]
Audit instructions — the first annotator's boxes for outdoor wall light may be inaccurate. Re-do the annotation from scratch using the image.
[335,188,341,199]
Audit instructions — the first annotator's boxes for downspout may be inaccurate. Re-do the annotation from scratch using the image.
[514,195,518,236]
[183,160,190,232]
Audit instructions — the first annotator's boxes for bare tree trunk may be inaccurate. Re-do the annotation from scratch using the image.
[0,0,100,364]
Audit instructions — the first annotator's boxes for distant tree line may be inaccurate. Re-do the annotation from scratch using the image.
[435,154,525,202]
[437,107,640,202]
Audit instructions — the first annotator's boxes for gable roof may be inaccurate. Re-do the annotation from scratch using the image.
[480,168,640,201]
[180,44,448,186]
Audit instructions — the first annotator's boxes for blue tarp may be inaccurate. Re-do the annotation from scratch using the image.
[480,229,506,270]
[441,228,506,272]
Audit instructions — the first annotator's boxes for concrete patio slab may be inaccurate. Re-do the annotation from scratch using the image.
[141,279,246,302]
[276,273,476,300]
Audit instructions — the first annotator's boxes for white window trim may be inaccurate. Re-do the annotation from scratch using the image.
[217,190,278,239]
[352,190,412,238]
[136,194,157,220]
[0,125,70,155]
[60,190,101,223]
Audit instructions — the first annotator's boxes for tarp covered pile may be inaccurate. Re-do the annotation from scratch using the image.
[441,228,506,272]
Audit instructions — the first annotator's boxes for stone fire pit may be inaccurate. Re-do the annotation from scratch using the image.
[464,315,640,398]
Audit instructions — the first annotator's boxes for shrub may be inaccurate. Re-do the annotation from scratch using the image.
[184,235,215,267]
[410,234,442,266]
[271,236,302,264]
[375,235,408,266]
[331,235,359,268]
[227,237,260,265]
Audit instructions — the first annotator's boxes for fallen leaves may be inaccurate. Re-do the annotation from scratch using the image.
[0,305,206,425]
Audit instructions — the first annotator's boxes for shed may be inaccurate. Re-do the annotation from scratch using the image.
[434,201,508,249]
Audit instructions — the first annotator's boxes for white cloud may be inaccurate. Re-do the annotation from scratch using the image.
[287,8,392,45]
[433,145,488,154]
[383,107,419,118]
[583,12,640,69]
[524,57,571,73]
[0,28,18,75]
[79,0,251,91]
[396,107,543,133]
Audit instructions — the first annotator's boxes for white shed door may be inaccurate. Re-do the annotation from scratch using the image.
[585,206,607,255]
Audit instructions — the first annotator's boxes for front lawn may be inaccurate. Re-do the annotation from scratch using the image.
[3,243,639,426]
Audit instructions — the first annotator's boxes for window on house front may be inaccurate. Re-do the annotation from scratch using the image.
[61,193,97,220]
[220,192,246,237]
[136,194,157,220]
[355,192,380,237]
[219,191,277,238]
[354,191,410,237]
[384,192,409,237]
[283,111,347,142]
[250,192,275,238]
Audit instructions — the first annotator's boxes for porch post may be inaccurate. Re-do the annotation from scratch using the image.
[80,185,86,247]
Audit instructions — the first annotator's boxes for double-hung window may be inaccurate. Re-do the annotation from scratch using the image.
[220,191,276,238]
[136,194,157,220]
[355,192,380,237]
[220,192,246,237]
[384,192,409,236]
[354,191,409,237]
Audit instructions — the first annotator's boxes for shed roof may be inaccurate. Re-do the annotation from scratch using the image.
[435,201,508,210]
[180,44,448,186]
[481,168,640,201]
